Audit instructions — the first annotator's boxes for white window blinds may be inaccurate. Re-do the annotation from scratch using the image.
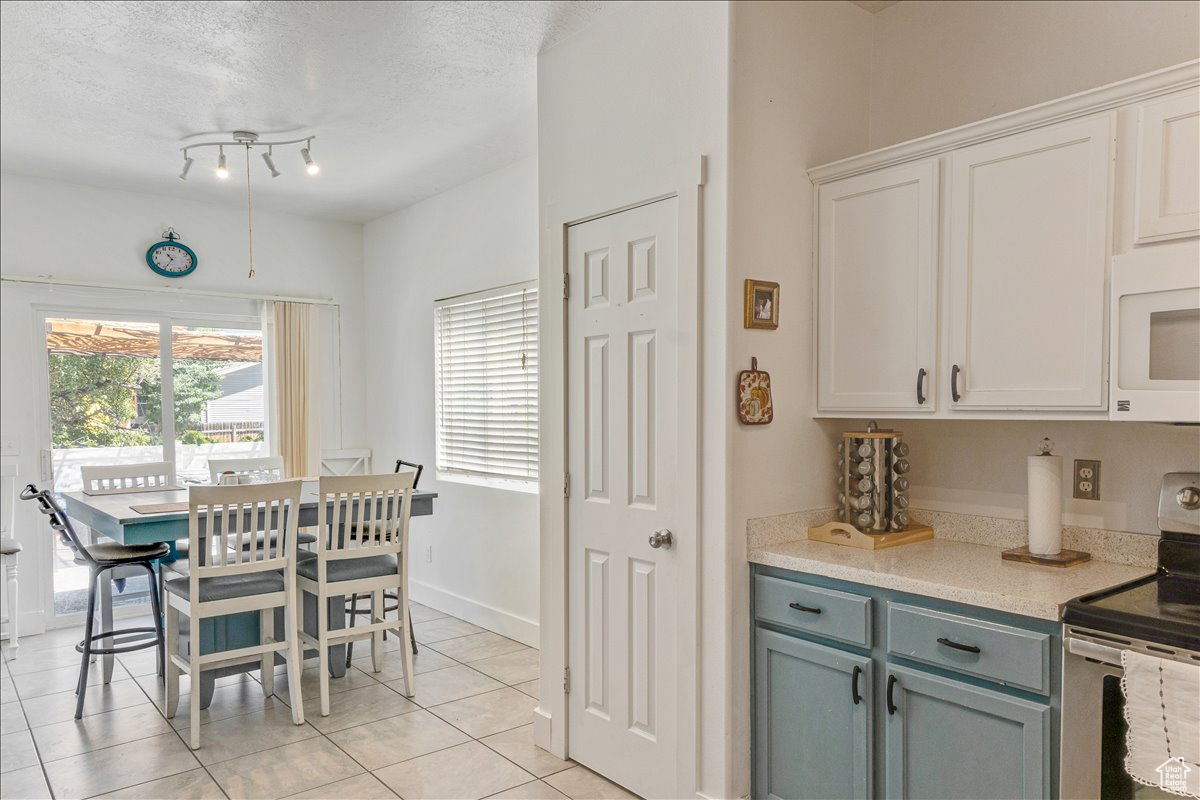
[434,282,539,488]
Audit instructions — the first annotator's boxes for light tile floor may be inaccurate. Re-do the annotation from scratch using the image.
[0,604,639,800]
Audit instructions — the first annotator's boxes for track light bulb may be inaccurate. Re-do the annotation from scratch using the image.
[301,146,319,175]
[262,149,280,178]
[178,155,194,181]
[215,147,229,180]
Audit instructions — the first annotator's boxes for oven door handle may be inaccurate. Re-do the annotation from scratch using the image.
[1066,636,1124,667]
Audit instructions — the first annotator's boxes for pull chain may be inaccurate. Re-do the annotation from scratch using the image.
[245,143,255,278]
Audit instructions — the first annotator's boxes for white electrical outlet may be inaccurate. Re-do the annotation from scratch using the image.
[1073,459,1101,501]
[425,545,433,563]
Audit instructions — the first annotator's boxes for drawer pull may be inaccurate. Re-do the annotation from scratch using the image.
[886,674,898,715]
[851,666,863,705]
[788,602,822,615]
[937,636,981,654]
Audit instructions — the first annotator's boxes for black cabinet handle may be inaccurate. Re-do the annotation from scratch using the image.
[788,602,822,615]
[951,364,962,402]
[937,636,981,654]
[916,368,927,405]
[851,666,863,705]
[886,674,898,715]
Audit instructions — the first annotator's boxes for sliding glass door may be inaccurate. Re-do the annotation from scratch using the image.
[43,313,266,620]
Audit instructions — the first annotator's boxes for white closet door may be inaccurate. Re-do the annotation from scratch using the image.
[567,197,681,800]
[817,160,939,412]
[947,114,1113,410]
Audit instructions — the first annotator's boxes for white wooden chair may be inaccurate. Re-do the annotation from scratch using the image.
[207,456,316,554]
[207,455,285,484]
[164,480,306,750]
[297,472,415,715]
[80,461,175,494]
[1,464,20,656]
[319,449,372,476]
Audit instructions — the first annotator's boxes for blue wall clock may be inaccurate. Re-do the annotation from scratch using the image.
[146,227,198,278]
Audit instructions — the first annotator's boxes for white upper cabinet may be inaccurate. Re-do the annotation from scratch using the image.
[809,62,1197,419]
[817,161,939,412]
[1135,90,1200,243]
[945,114,1113,410]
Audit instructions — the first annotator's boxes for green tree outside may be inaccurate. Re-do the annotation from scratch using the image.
[49,354,230,447]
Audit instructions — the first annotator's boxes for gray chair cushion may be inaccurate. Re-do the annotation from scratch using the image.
[86,541,171,564]
[296,553,398,583]
[0,538,20,556]
[164,570,285,602]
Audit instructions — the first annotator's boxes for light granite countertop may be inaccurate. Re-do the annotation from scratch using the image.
[748,537,1155,621]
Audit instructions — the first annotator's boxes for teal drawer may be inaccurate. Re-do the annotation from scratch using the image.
[886,603,1050,694]
[754,574,872,647]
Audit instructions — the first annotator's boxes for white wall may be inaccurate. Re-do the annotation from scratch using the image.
[897,420,1200,534]
[727,1,874,794]
[536,2,730,795]
[0,171,366,632]
[869,0,1200,148]
[361,157,540,646]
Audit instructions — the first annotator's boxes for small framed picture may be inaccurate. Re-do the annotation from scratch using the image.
[744,279,779,330]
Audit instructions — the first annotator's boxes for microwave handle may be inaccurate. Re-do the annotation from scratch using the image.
[1067,636,1123,667]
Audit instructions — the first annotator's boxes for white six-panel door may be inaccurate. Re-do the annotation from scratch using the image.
[567,197,679,799]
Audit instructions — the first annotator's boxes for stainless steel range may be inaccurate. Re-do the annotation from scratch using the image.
[1061,472,1200,799]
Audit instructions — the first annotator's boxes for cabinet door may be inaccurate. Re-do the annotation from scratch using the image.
[1135,90,1200,243]
[817,160,939,412]
[947,114,1112,409]
[754,628,872,800]
[884,665,1050,800]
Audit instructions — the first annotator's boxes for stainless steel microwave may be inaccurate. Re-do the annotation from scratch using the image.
[1110,241,1200,422]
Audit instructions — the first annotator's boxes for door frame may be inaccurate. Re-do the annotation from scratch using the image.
[537,155,705,797]
[30,302,266,629]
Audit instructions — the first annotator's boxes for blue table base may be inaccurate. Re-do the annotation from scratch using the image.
[174,593,349,707]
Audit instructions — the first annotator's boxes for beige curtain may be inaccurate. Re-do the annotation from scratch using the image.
[272,301,315,478]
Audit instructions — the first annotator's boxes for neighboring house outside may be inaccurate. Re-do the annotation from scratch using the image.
[205,362,264,423]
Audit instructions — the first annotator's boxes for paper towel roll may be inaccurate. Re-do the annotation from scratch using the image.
[1027,455,1063,555]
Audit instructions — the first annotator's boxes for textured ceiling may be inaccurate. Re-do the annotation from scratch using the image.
[0,1,614,222]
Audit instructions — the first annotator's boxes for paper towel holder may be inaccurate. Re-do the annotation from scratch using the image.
[1002,436,1092,567]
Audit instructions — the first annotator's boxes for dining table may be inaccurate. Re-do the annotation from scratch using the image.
[62,481,437,708]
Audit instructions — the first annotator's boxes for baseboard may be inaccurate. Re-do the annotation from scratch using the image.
[409,579,539,648]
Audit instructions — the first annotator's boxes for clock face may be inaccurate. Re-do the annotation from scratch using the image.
[147,241,197,277]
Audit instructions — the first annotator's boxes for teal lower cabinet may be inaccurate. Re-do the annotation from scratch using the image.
[751,565,1060,800]
[883,665,1050,800]
[756,628,872,799]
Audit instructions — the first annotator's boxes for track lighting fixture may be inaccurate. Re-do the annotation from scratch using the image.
[178,152,194,181]
[176,131,320,181]
[262,146,280,178]
[176,129,321,280]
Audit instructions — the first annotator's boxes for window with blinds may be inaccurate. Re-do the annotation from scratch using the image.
[434,281,539,489]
